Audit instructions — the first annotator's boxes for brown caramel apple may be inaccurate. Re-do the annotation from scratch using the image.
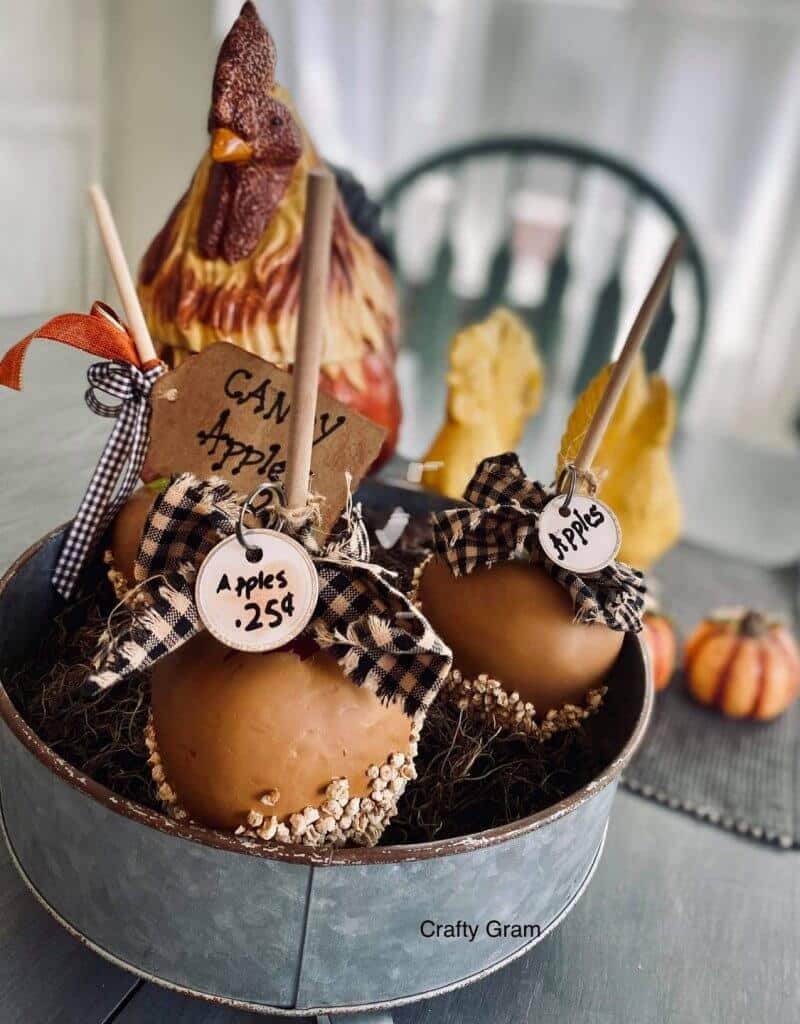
[148,631,415,839]
[416,556,623,716]
[110,485,157,583]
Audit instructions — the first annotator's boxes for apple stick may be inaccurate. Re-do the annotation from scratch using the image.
[88,183,159,366]
[573,236,684,477]
[284,167,337,508]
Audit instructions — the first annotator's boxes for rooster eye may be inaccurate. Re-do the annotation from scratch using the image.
[270,115,283,128]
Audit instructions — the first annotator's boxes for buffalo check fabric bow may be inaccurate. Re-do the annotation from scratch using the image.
[89,474,452,718]
[430,452,645,632]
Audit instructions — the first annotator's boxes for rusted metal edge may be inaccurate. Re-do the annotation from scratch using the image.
[0,527,653,868]
[0,793,608,1015]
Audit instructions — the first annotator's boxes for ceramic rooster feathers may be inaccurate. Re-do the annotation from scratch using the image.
[138,2,401,461]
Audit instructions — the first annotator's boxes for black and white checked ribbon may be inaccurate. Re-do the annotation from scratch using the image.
[52,360,165,599]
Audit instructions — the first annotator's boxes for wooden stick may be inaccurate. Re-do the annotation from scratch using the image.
[284,167,337,508]
[88,184,158,365]
[573,235,684,475]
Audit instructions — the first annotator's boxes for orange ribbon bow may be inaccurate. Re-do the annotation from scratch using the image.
[0,302,159,390]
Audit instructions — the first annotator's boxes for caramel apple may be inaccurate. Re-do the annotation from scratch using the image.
[110,485,156,583]
[417,557,622,717]
[100,477,445,847]
[148,632,416,841]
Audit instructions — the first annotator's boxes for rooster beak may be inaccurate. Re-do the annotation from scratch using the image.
[211,128,254,163]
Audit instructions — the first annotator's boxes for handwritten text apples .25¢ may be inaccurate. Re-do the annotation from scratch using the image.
[195,529,319,653]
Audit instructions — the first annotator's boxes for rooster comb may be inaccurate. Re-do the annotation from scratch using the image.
[213,1,277,109]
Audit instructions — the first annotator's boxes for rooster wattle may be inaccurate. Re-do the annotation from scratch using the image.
[137,1,400,463]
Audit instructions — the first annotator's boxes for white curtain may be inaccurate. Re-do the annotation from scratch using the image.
[0,0,104,316]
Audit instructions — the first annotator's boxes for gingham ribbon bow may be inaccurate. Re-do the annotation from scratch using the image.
[430,453,646,632]
[52,360,165,599]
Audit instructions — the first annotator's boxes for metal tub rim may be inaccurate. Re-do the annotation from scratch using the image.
[0,525,654,869]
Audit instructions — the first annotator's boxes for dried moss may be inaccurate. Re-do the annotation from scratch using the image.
[384,699,603,844]
[5,586,156,810]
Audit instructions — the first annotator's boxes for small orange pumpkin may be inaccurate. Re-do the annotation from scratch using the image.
[642,612,677,692]
[684,608,800,720]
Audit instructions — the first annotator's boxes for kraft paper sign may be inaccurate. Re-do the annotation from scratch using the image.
[147,342,386,535]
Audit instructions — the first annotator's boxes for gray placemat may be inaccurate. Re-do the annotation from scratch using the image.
[624,542,799,848]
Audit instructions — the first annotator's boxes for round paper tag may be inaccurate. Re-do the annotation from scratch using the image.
[195,530,319,653]
[538,494,621,574]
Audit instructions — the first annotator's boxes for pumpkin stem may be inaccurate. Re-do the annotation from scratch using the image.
[739,610,768,637]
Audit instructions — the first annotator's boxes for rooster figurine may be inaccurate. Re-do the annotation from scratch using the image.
[138,2,400,462]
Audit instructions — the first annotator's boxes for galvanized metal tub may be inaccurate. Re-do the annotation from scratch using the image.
[0,526,653,1020]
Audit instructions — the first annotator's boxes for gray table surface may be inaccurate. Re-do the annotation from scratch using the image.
[0,316,798,1023]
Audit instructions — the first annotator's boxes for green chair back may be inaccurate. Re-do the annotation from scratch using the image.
[381,136,707,411]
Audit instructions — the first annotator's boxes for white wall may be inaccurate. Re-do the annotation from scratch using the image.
[104,0,216,290]
[0,0,103,315]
